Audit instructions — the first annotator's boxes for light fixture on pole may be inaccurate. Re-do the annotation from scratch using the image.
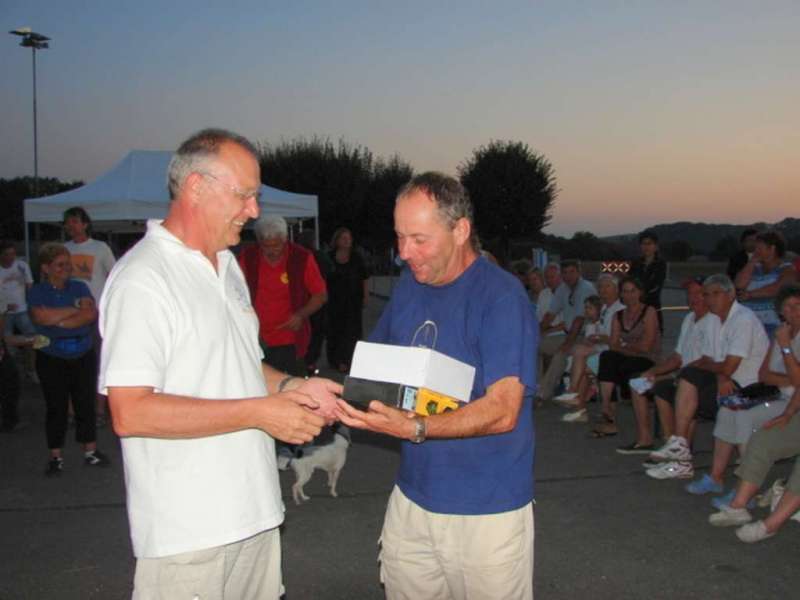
[9,27,50,198]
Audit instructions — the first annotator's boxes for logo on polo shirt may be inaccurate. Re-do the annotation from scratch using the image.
[280,272,289,285]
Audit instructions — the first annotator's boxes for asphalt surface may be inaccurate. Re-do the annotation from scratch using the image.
[0,282,796,599]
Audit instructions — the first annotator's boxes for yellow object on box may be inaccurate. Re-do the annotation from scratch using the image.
[414,387,462,416]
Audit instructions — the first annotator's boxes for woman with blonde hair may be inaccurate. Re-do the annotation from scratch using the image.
[29,243,110,476]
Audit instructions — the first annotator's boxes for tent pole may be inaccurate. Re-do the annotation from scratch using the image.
[24,218,31,264]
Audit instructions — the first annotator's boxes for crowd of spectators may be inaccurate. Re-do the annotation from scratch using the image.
[518,228,800,544]
[4,208,799,546]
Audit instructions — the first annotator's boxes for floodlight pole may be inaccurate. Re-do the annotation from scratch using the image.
[31,44,39,197]
[9,29,50,198]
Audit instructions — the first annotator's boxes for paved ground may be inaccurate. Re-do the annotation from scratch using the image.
[1,280,796,599]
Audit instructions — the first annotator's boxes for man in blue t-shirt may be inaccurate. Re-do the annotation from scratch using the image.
[337,172,538,599]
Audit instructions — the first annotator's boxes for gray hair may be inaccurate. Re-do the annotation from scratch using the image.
[396,172,477,249]
[544,262,560,274]
[703,273,736,293]
[254,215,288,241]
[596,273,619,289]
[167,128,258,200]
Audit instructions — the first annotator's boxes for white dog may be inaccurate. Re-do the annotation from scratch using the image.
[291,429,350,505]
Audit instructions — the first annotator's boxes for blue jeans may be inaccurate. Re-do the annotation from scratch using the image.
[3,312,35,356]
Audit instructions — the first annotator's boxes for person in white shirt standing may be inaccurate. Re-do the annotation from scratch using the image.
[62,207,116,303]
[100,128,341,599]
[63,207,116,426]
[0,241,37,381]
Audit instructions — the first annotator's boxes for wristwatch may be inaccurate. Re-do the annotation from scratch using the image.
[410,416,427,444]
[780,346,792,356]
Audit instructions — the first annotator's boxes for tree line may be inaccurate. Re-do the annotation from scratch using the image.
[6,138,792,265]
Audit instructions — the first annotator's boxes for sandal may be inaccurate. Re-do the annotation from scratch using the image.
[590,414,618,437]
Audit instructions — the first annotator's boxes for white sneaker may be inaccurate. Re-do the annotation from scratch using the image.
[736,520,774,543]
[561,408,588,423]
[554,391,578,402]
[645,460,694,480]
[709,505,753,527]
[648,436,692,463]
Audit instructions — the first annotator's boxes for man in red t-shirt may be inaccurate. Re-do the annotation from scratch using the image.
[239,216,327,376]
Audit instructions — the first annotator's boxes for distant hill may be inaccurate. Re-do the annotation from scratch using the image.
[603,218,800,255]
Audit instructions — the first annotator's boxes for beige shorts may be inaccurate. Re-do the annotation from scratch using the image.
[132,528,282,600]
[379,486,535,600]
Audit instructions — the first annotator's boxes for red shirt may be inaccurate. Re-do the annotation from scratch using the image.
[253,250,326,347]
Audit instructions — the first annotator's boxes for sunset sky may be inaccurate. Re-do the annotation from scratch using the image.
[2,1,797,237]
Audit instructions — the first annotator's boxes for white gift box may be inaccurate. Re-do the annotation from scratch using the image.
[349,341,476,404]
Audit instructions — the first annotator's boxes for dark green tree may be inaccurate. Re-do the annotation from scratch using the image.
[0,177,83,240]
[259,137,374,244]
[365,155,414,252]
[458,140,557,261]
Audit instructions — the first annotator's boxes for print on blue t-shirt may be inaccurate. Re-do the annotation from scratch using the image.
[370,257,538,515]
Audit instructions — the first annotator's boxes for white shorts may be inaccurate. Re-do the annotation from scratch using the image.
[713,400,788,446]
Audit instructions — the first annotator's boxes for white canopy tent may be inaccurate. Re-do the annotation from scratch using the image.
[24,150,319,257]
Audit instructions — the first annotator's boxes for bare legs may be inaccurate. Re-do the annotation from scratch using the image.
[674,378,699,439]
[709,439,736,484]
[631,391,654,446]
[763,491,800,533]
[599,381,616,421]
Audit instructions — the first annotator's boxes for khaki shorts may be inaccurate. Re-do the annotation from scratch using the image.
[132,528,282,600]
[379,486,534,600]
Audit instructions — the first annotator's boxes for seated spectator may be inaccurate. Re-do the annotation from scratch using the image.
[28,243,110,476]
[687,284,800,501]
[646,274,769,480]
[592,277,660,437]
[727,228,758,281]
[557,274,624,422]
[0,311,40,432]
[735,230,796,338]
[708,394,800,543]
[537,260,597,403]
[709,288,800,542]
[536,263,563,330]
[617,277,718,453]
[527,267,545,310]
[510,259,534,300]
[629,230,667,333]
[554,296,602,419]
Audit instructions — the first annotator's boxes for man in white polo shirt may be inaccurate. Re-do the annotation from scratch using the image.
[99,128,341,599]
[537,260,597,402]
[646,273,768,480]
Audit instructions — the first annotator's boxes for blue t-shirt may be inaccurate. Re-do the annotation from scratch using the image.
[28,279,94,359]
[370,256,538,515]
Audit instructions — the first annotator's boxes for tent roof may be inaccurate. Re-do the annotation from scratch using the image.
[24,150,317,225]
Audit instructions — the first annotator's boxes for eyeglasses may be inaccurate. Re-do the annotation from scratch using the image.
[199,172,261,202]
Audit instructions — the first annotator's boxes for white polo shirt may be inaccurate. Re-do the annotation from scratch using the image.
[99,220,282,559]
[548,278,597,330]
[714,301,769,387]
[675,311,720,366]
[536,287,563,336]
